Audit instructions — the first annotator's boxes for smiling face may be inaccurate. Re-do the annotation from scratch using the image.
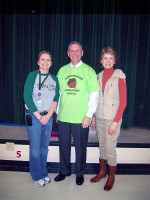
[37,53,52,74]
[67,44,83,66]
[101,53,115,69]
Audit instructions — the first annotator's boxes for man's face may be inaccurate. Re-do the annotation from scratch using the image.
[67,44,83,65]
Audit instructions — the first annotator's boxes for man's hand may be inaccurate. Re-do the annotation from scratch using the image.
[108,122,118,135]
[82,116,91,128]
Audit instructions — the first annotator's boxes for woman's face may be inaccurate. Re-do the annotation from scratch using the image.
[101,53,115,69]
[37,53,52,73]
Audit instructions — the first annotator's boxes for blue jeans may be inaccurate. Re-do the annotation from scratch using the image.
[25,112,53,181]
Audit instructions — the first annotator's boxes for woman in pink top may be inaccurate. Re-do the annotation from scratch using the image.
[90,47,127,191]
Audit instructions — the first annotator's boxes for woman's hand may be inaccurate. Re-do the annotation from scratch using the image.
[33,111,50,125]
[56,114,58,123]
[39,114,51,125]
[108,122,118,135]
[90,117,96,130]
[33,111,42,121]
[39,101,58,125]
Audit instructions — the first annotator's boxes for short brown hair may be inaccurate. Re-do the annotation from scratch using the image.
[99,47,117,69]
[37,50,52,62]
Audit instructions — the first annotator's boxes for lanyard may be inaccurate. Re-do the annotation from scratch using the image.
[39,72,49,90]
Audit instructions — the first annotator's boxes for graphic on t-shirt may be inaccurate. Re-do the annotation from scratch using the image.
[67,78,76,88]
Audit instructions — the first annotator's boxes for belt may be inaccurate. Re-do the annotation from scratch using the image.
[40,111,48,116]
[25,108,48,116]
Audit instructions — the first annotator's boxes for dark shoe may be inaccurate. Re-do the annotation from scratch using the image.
[76,176,84,185]
[54,173,71,182]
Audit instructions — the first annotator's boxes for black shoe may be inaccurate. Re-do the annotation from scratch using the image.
[54,173,71,182]
[76,176,84,185]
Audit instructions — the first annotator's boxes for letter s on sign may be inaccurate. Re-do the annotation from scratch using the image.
[16,151,21,158]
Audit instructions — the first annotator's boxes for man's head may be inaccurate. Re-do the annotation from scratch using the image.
[67,41,83,66]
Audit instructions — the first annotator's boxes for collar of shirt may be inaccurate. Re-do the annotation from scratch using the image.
[70,60,82,68]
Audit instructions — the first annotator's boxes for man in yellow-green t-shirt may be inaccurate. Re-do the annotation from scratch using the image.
[54,41,99,185]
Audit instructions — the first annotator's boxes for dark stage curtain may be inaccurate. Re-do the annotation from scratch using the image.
[0,1,150,129]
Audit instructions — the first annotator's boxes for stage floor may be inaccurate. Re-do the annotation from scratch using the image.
[0,125,150,144]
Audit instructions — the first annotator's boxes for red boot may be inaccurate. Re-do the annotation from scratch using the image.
[104,165,116,191]
[90,159,107,183]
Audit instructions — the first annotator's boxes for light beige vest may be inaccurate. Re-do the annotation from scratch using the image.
[95,69,126,120]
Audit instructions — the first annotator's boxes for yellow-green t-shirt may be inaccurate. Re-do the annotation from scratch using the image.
[57,62,99,123]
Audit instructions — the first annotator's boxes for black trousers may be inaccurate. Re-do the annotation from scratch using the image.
[58,121,89,177]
